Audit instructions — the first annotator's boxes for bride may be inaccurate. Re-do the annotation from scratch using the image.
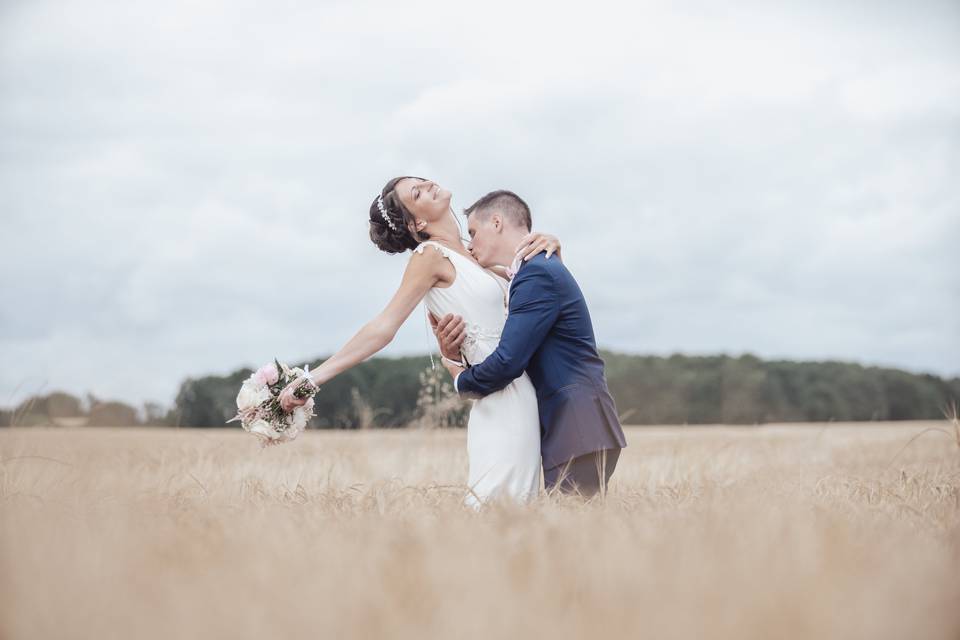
[279,176,560,508]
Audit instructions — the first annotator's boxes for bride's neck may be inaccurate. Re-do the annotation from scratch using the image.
[424,214,464,248]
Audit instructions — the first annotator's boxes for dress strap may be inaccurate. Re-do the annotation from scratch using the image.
[413,240,455,259]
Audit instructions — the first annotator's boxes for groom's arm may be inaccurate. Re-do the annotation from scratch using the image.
[451,262,559,399]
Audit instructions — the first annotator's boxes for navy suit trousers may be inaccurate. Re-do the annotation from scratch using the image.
[543,447,621,498]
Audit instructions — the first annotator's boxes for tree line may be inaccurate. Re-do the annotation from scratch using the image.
[3,352,957,428]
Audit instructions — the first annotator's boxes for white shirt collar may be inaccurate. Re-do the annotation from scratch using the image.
[505,251,525,280]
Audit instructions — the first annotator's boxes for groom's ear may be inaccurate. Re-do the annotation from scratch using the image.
[491,213,503,232]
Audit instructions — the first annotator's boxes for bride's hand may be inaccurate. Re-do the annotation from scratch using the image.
[279,383,307,413]
[515,232,562,262]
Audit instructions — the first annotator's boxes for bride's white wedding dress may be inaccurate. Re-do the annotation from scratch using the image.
[413,240,541,509]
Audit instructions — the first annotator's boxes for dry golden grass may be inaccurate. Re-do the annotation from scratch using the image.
[2,422,958,640]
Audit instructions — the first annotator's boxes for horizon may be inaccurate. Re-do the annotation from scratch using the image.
[5,347,957,413]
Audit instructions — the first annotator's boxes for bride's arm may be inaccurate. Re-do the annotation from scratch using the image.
[486,232,563,278]
[279,249,446,410]
[311,250,445,385]
[514,232,562,262]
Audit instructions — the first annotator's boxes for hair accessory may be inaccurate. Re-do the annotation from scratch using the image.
[376,194,399,232]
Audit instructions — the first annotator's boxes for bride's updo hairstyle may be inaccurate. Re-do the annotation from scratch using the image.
[369,176,431,254]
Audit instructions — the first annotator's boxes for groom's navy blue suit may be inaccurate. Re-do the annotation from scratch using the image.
[455,253,628,482]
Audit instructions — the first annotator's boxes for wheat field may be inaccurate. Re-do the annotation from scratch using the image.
[1,422,958,640]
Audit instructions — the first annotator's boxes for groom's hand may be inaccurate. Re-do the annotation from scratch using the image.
[429,312,466,362]
[441,359,465,382]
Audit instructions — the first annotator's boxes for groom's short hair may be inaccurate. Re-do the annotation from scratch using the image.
[464,190,532,231]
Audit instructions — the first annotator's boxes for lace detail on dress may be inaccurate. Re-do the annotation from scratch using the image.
[461,323,502,366]
[464,323,502,343]
[412,241,454,259]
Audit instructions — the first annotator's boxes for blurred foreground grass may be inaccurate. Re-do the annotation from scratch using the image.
[2,423,958,640]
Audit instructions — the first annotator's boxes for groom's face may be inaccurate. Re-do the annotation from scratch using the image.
[467,212,503,268]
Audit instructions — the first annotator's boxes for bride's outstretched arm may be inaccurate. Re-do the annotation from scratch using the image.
[279,248,446,411]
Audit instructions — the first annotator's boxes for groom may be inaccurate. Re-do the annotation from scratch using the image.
[433,190,628,497]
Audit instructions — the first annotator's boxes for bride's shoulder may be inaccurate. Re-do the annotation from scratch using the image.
[411,240,451,258]
[406,241,454,279]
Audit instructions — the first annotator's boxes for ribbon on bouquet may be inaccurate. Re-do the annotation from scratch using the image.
[297,364,319,393]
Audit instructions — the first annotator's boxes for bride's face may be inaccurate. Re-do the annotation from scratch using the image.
[395,178,452,225]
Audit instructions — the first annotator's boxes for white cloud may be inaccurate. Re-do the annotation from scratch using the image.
[1,0,958,408]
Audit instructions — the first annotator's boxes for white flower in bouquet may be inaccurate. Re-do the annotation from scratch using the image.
[237,382,272,411]
[226,359,321,448]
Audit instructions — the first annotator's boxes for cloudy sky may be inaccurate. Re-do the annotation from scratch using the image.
[2,0,958,410]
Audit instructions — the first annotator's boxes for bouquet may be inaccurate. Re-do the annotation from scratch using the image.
[227,359,320,448]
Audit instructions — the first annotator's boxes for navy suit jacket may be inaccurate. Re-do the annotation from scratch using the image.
[456,254,628,470]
